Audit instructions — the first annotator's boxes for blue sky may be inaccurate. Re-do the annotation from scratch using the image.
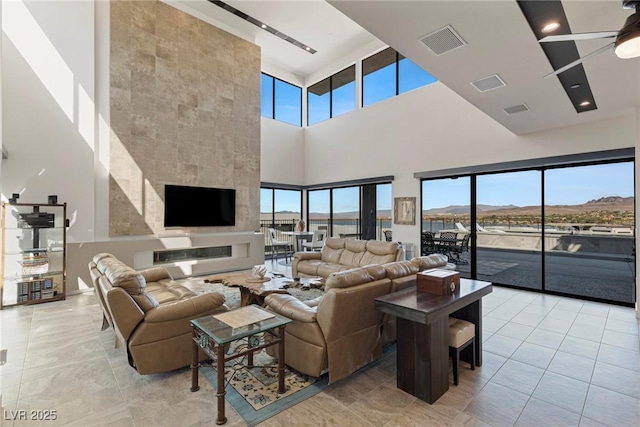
[422,162,634,210]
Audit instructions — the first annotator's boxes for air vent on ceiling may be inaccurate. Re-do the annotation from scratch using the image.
[418,25,466,56]
[471,74,506,93]
[503,104,530,115]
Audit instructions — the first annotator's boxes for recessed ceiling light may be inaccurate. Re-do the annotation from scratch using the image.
[209,0,316,54]
[579,101,591,107]
[570,83,581,89]
[541,21,561,33]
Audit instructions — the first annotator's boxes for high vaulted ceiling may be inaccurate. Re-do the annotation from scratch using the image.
[176,0,640,136]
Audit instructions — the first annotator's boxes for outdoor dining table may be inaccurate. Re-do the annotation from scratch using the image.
[432,237,465,262]
[282,231,313,252]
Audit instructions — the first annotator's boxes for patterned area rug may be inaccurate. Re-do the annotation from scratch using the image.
[201,344,328,426]
[181,270,328,425]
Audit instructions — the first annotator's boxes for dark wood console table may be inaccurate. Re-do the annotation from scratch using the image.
[375,279,492,404]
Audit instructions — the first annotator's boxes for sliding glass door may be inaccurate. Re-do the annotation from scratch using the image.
[420,158,635,305]
[476,171,542,289]
[544,162,635,303]
[421,177,471,276]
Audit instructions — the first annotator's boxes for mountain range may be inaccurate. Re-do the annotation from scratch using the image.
[302,196,634,218]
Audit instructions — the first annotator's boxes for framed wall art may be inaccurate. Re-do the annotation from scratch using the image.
[394,197,416,225]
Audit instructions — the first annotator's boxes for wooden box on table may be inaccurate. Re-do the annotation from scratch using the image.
[417,269,460,295]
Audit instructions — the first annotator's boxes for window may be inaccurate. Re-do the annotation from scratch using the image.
[363,48,396,107]
[307,182,391,240]
[308,78,330,126]
[260,187,303,253]
[260,74,273,118]
[307,65,356,126]
[420,158,635,305]
[261,73,302,126]
[398,54,438,94]
[362,48,437,107]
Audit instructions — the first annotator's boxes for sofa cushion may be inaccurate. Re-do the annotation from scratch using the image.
[93,253,113,264]
[96,256,146,296]
[366,240,398,256]
[139,267,172,283]
[325,264,387,290]
[316,262,350,278]
[360,241,399,265]
[338,250,364,267]
[132,293,160,312]
[321,240,344,264]
[145,279,196,305]
[295,259,323,276]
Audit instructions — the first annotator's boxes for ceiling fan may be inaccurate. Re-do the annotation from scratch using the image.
[539,0,640,77]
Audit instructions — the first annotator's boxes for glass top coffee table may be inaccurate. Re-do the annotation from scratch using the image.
[190,305,291,425]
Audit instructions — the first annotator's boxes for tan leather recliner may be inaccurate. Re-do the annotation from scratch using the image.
[88,253,229,374]
[264,264,391,384]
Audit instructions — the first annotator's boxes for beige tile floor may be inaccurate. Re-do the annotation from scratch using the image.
[1,261,639,426]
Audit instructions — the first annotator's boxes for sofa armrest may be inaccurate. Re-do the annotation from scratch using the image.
[144,292,227,323]
[107,287,145,341]
[303,296,323,307]
[264,294,318,323]
[293,251,322,261]
[410,254,448,270]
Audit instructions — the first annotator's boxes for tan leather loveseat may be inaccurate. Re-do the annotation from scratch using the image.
[264,261,419,384]
[88,253,229,374]
[292,237,403,278]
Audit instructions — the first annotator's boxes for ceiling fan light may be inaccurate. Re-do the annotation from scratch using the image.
[614,12,640,58]
[541,22,560,33]
[615,34,640,58]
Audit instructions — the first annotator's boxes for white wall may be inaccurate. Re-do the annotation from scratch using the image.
[260,118,305,185]
[1,0,95,243]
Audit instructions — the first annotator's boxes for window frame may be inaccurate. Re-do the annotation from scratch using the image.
[261,72,302,127]
[307,64,356,126]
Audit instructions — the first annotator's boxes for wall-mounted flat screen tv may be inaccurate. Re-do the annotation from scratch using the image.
[164,184,236,227]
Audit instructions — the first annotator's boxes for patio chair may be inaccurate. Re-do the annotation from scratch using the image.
[268,228,292,262]
[437,231,458,255]
[421,231,437,255]
[302,229,327,251]
[449,233,470,264]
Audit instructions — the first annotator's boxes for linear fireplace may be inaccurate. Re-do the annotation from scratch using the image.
[153,246,232,265]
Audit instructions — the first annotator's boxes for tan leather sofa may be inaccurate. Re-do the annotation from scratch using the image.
[88,253,229,374]
[292,237,403,278]
[264,261,419,384]
[380,260,420,345]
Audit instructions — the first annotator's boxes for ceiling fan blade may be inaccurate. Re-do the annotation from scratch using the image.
[539,31,618,43]
[543,42,614,78]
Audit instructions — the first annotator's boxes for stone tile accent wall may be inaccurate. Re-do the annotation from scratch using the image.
[109,0,260,236]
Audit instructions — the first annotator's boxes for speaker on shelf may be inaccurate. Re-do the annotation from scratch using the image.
[48,195,58,204]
